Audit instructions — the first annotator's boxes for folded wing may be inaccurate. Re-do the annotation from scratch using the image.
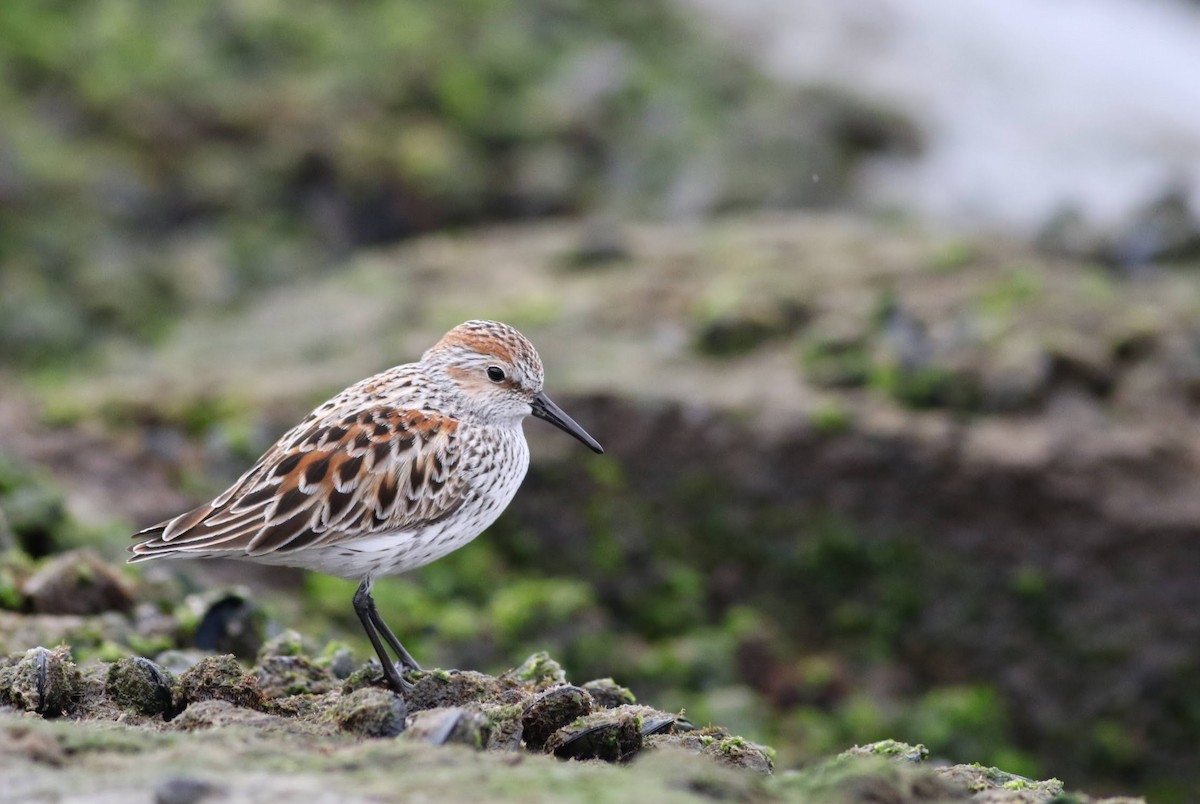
[130,407,464,560]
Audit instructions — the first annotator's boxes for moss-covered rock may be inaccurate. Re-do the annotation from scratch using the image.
[329,687,407,738]
[522,685,594,750]
[0,645,82,716]
[507,651,567,690]
[404,706,491,749]
[105,657,177,718]
[22,549,135,616]
[176,654,263,711]
[254,630,337,698]
[408,669,506,711]
[582,678,637,709]
[544,705,648,763]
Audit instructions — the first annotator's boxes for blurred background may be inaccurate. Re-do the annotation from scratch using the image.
[2,0,1200,798]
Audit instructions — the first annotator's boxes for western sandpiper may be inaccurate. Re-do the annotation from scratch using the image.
[130,320,603,694]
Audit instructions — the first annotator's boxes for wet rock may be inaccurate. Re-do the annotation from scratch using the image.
[0,548,34,611]
[183,591,266,660]
[408,669,504,711]
[106,657,177,718]
[0,509,15,554]
[544,704,647,762]
[0,719,67,766]
[155,649,210,676]
[0,460,69,558]
[329,687,406,738]
[154,776,225,804]
[404,706,491,749]
[648,731,775,774]
[582,678,636,709]
[316,642,357,680]
[694,301,809,358]
[841,739,930,764]
[506,651,566,690]
[937,763,1063,801]
[1112,187,1200,268]
[176,654,263,711]
[522,685,594,750]
[562,217,632,269]
[479,702,525,751]
[980,341,1051,412]
[22,550,135,616]
[0,645,82,716]
[801,323,873,389]
[169,698,326,735]
[1047,337,1115,397]
[254,630,337,698]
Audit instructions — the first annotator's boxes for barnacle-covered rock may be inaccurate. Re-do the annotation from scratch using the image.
[176,654,263,711]
[329,687,407,738]
[0,645,82,716]
[106,656,177,718]
[404,706,491,749]
[582,678,636,709]
[254,630,337,698]
[521,685,594,750]
[407,669,505,711]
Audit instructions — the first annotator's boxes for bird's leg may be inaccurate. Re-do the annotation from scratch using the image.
[353,580,415,693]
[367,603,423,672]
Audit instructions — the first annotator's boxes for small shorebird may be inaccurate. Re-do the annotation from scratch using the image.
[130,320,603,694]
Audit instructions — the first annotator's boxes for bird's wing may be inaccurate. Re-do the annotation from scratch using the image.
[130,407,466,558]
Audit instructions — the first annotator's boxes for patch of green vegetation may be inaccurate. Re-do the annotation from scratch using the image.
[0,0,844,369]
[693,300,809,358]
[978,266,1045,319]
[869,359,980,411]
[927,239,977,274]
[801,335,873,389]
[807,399,852,435]
[1088,719,1144,770]
[488,578,596,644]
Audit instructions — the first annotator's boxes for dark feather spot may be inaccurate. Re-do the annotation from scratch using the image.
[278,529,325,552]
[395,434,415,453]
[338,455,364,485]
[274,487,310,520]
[374,422,390,437]
[325,426,349,443]
[304,456,331,485]
[373,441,392,465]
[409,461,427,493]
[355,431,371,450]
[378,477,399,512]
[327,487,355,520]
[273,453,303,478]
[239,485,278,509]
[251,520,311,554]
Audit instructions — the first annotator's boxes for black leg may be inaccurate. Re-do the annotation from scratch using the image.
[368,603,423,672]
[352,580,415,693]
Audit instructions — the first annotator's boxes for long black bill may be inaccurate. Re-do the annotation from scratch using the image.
[530,392,604,454]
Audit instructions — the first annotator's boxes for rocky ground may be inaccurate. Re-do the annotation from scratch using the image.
[2,211,1198,798]
[0,623,1133,802]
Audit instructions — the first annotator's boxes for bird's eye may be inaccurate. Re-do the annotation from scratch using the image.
[487,366,506,382]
